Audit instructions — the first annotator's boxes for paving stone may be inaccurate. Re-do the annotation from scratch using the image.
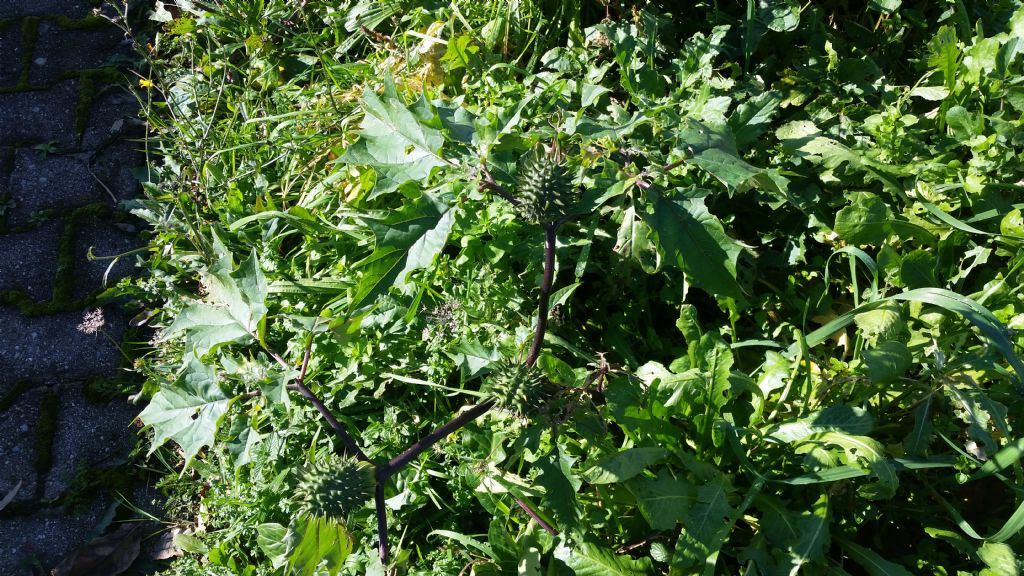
[75,220,141,299]
[0,499,109,575]
[0,21,23,87]
[0,306,125,383]
[29,22,126,86]
[81,88,143,150]
[0,219,62,301]
[43,389,138,500]
[0,79,79,148]
[89,139,143,202]
[8,149,103,227]
[0,388,44,507]
[0,0,94,19]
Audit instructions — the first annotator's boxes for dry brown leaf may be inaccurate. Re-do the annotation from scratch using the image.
[51,524,142,576]
[149,527,184,561]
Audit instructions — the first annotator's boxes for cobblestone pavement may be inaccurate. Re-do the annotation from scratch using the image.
[0,1,152,573]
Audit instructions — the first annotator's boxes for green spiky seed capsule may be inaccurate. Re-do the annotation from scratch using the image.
[484,359,549,417]
[515,145,576,224]
[294,456,375,522]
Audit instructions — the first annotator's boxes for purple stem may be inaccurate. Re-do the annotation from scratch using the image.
[514,497,558,536]
[292,380,369,463]
[525,224,557,368]
[379,400,495,477]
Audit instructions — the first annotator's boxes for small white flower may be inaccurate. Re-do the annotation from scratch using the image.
[77,308,106,335]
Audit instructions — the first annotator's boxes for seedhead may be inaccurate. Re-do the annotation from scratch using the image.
[515,144,577,224]
[294,455,375,522]
[484,359,550,418]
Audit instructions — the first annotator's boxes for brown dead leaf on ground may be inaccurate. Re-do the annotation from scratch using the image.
[51,524,142,576]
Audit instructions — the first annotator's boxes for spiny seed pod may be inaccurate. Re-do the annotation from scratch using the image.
[515,145,577,224]
[484,359,549,417]
[294,456,375,522]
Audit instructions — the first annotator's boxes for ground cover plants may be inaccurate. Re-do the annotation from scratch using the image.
[120,0,1024,574]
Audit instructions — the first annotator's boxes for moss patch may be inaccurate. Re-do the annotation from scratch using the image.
[34,389,59,477]
[83,374,137,403]
[17,17,40,89]
[0,380,32,412]
[0,202,127,316]
[61,461,137,512]
[73,67,123,139]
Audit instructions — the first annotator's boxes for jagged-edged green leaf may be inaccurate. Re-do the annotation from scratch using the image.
[626,468,694,530]
[583,447,667,484]
[165,304,253,357]
[557,539,655,575]
[256,523,289,568]
[286,516,352,576]
[806,432,897,499]
[615,205,660,273]
[673,481,735,572]
[340,77,447,195]
[647,196,744,300]
[730,91,783,148]
[138,354,232,465]
[536,449,581,532]
[352,195,454,310]
[767,405,875,443]
[757,493,830,568]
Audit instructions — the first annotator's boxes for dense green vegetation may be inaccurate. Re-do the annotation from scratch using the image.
[120,0,1024,574]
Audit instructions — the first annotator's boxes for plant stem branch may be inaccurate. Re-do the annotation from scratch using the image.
[275,335,370,463]
[526,224,557,368]
[380,400,495,477]
[513,497,557,536]
[479,165,519,205]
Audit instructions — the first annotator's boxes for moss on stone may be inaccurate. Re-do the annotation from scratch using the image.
[0,202,124,316]
[73,68,123,139]
[47,15,108,31]
[34,390,59,476]
[0,380,32,412]
[83,375,136,403]
[18,17,40,89]
[61,462,136,512]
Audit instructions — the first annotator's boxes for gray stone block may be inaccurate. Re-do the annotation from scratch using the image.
[0,306,124,383]
[0,79,79,148]
[43,389,138,500]
[80,87,142,150]
[0,21,23,87]
[0,219,62,302]
[8,149,102,227]
[29,22,126,86]
[0,0,94,19]
[0,387,43,507]
[0,500,109,575]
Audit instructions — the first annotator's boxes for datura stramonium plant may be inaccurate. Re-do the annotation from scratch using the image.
[515,144,578,224]
[483,359,551,418]
[294,455,376,522]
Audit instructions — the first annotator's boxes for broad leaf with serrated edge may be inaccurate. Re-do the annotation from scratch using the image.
[557,539,654,575]
[138,354,232,465]
[340,77,447,195]
[352,194,454,310]
[627,468,694,530]
[647,196,744,300]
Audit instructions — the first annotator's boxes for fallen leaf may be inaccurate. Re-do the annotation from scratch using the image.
[51,524,142,576]
[149,528,183,560]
